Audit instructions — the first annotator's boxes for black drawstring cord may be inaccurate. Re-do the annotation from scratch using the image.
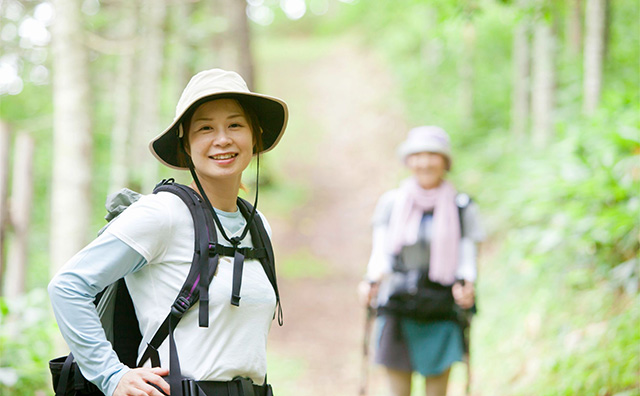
[187,154,260,248]
[186,151,261,310]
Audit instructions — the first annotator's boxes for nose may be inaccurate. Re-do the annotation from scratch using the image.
[416,154,432,168]
[212,129,232,147]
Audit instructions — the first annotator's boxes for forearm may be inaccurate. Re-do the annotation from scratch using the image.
[455,237,477,282]
[365,225,393,282]
[48,233,146,396]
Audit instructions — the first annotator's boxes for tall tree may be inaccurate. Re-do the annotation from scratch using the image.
[582,0,606,114]
[131,0,167,192]
[0,121,9,294]
[459,10,476,128]
[108,1,138,193]
[218,0,254,89]
[511,0,531,140]
[4,133,34,298]
[530,3,555,148]
[50,0,93,275]
[567,0,583,56]
[167,0,193,101]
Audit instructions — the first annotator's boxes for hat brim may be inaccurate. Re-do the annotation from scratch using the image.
[149,92,288,170]
[397,141,452,170]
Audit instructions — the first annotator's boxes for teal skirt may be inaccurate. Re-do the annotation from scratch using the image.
[374,315,464,377]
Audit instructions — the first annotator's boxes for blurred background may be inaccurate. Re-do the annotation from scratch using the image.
[0,0,638,395]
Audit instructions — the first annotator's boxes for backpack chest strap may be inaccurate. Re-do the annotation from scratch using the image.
[210,244,267,260]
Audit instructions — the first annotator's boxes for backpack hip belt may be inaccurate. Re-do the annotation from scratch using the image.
[179,377,273,396]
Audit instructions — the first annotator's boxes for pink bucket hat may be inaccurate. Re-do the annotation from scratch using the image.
[397,126,452,169]
[149,69,289,170]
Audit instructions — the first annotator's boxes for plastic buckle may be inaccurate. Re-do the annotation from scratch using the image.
[181,378,199,396]
[171,296,190,318]
[155,178,175,189]
[209,243,219,257]
[232,376,255,396]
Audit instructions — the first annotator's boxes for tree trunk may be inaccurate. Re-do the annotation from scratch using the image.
[567,0,583,56]
[168,0,193,101]
[4,133,34,298]
[218,0,254,89]
[459,18,475,128]
[131,0,166,193]
[50,0,92,275]
[511,2,531,140]
[583,0,606,114]
[109,1,137,193]
[531,15,555,148]
[0,121,10,294]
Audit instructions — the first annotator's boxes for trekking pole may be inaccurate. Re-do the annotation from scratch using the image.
[462,303,474,396]
[464,317,472,396]
[358,305,375,396]
[456,280,474,396]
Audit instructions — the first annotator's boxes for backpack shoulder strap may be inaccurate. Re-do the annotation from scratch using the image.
[137,179,219,367]
[237,197,283,326]
[455,193,473,237]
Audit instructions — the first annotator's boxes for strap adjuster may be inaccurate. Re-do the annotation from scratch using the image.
[233,376,255,396]
[171,296,190,318]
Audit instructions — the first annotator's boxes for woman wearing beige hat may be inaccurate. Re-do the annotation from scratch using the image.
[49,69,287,396]
[359,126,484,396]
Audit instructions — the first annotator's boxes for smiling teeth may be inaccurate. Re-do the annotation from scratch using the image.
[212,153,237,160]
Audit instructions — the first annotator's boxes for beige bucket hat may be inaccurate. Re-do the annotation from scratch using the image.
[149,69,289,170]
[397,126,452,170]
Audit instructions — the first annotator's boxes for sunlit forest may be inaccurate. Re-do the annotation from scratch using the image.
[0,0,638,395]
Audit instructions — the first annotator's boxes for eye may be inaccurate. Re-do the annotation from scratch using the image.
[229,123,242,128]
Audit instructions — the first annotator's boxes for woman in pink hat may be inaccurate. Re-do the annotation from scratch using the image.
[49,69,287,396]
[359,126,484,396]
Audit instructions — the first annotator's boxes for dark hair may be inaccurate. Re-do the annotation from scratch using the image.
[176,97,264,168]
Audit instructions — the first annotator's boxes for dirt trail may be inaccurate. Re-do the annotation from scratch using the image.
[261,36,410,395]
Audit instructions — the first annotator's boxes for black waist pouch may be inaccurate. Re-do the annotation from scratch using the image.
[379,269,457,321]
[49,354,103,396]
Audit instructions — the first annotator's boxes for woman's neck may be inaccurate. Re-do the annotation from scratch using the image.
[415,177,444,190]
[189,175,240,212]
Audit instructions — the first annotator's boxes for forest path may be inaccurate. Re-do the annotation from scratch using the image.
[258,35,410,395]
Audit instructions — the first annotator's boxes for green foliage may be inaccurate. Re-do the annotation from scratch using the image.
[539,296,640,395]
[0,289,55,395]
[476,113,639,274]
[314,0,640,394]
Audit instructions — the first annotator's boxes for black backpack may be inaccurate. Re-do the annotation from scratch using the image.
[49,179,282,396]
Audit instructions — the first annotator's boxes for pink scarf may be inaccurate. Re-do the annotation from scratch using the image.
[388,178,460,285]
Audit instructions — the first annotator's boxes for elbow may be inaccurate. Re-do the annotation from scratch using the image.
[47,271,85,306]
[48,274,65,308]
[48,274,59,298]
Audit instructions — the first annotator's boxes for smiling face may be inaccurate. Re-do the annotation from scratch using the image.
[406,151,448,189]
[186,99,255,184]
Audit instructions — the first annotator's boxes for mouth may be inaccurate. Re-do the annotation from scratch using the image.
[210,153,238,160]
